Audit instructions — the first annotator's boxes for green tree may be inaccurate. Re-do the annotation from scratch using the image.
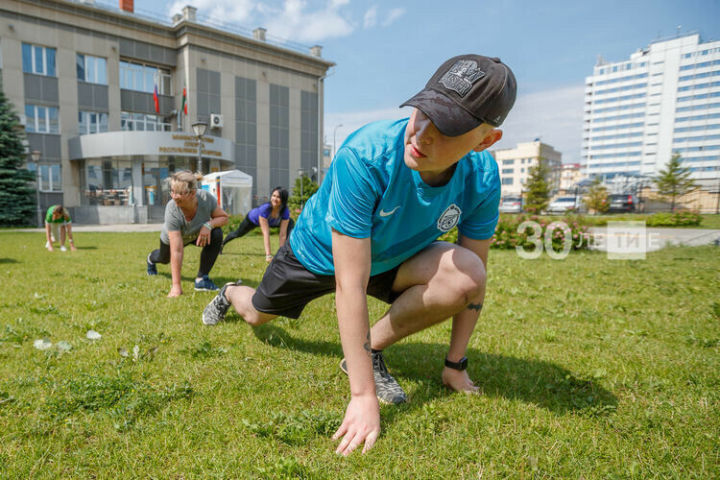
[583,177,609,215]
[524,158,551,213]
[288,175,319,212]
[0,89,36,226]
[654,153,696,213]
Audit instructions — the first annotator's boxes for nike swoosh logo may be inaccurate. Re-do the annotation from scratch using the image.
[379,206,400,217]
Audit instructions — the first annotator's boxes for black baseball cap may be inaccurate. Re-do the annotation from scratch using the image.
[400,54,517,136]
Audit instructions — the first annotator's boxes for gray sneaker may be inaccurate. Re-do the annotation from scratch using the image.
[202,281,241,325]
[339,351,407,405]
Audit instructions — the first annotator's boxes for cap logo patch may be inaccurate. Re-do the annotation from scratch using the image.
[439,60,485,97]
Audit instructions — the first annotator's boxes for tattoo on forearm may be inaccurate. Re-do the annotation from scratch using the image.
[467,302,483,312]
[363,331,371,355]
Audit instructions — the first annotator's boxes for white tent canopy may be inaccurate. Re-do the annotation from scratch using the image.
[200,169,253,216]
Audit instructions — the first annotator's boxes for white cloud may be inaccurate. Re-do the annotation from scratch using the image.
[167,0,256,24]
[325,107,411,150]
[167,0,354,43]
[325,84,586,164]
[381,8,405,27]
[363,6,378,28]
[500,85,585,164]
[263,0,354,43]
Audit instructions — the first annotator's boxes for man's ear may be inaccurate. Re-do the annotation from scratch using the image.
[473,129,503,152]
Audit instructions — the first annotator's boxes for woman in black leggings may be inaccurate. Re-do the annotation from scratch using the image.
[223,187,294,263]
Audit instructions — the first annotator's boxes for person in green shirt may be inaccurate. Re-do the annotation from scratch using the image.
[45,205,76,252]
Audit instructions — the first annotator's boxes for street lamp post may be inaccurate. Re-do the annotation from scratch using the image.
[192,121,208,173]
[715,174,720,215]
[32,150,42,227]
[333,124,343,159]
[297,169,304,208]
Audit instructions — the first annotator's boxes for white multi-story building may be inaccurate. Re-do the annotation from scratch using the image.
[583,33,720,189]
[492,141,562,196]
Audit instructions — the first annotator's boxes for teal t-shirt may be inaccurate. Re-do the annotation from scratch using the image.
[289,118,501,276]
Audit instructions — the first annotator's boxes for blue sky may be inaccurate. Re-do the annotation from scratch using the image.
[146,0,720,163]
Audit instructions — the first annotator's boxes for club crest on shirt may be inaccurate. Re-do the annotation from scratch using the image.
[437,204,461,232]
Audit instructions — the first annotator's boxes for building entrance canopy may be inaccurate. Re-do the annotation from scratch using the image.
[68,131,235,163]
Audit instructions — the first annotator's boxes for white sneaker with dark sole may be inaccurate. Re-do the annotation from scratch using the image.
[202,281,242,325]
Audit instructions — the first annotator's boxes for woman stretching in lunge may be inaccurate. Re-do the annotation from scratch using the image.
[146,171,228,296]
[222,187,294,263]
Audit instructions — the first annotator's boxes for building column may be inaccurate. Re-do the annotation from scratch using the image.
[132,156,144,206]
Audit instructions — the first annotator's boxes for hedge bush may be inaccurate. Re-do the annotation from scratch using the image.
[438,214,593,252]
[645,210,702,227]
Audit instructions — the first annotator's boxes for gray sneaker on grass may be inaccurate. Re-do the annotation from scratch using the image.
[339,351,407,405]
[202,281,241,325]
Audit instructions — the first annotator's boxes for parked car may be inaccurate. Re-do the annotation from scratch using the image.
[499,196,523,213]
[546,196,579,214]
[608,193,637,213]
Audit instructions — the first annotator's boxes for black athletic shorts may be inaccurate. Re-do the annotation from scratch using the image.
[251,242,401,319]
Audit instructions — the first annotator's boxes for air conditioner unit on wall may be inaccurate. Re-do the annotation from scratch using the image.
[210,114,224,128]
[18,114,27,126]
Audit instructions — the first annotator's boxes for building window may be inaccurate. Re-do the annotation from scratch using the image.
[119,61,171,95]
[28,163,62,192]
[120,111,171,132]
[82,159,134,206]
[25,104,59,133]
[22,43,56,76]
[501,177,513,185]
[77,54,107,85]
[78,111,109,135]
[503,159,515,165]
[502,168,514,174]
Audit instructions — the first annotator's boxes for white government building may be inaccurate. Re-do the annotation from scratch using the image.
[0,0,333,224]
[583,33,720,189]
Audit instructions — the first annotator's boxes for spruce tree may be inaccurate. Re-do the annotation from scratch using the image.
[654,154,696,213]
[289,175,319,212]
[0,89,36,226]
[524,158,551,213]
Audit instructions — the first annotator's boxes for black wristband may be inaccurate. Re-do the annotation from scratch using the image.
[444,356,468,371]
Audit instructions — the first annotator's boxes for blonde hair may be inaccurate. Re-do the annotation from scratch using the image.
[169,170,203,194]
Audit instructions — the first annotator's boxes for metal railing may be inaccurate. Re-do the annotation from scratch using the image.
[64,0,316,57]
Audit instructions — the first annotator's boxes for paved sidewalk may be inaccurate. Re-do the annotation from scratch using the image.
[589,227,720,252]
[14,224,164,233]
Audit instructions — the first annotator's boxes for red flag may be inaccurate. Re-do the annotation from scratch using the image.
[181,85,187,115]
[153,84,160,113]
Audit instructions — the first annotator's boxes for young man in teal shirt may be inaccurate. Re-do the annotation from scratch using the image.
[203,54,516,455]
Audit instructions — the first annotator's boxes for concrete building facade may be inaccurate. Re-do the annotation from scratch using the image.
[492,141,562,197]
[0,0,333,224]
[583,33,720,189]
[559,163,583,192]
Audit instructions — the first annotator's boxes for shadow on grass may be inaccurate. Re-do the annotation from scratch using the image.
[74,246,98,250]
[154,271,259,289]
[252,324,618,418]
[0,258,18,264]
[220,250,268,258]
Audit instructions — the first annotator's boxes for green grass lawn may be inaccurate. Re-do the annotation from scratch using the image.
[1,231,718,479]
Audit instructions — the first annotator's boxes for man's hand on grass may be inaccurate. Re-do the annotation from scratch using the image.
[167,285,182,297]
[332,394,380,456]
